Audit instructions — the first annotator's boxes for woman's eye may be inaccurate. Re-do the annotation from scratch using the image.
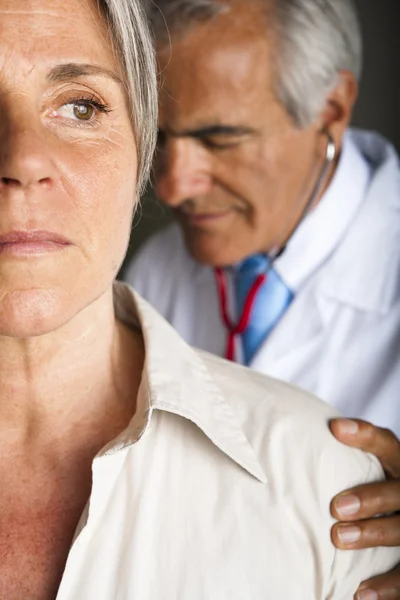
[54,101,97,122]
[72,102,94,121]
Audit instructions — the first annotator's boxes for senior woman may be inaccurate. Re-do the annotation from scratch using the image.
[0,0,398,599]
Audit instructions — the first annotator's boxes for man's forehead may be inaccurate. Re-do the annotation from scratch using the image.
[158,28,273,127]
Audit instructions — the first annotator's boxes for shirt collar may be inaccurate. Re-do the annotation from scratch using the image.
[274,132,371,292]
[103,281,267,483]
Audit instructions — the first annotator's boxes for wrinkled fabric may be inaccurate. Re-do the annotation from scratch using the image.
[56,283,400,600]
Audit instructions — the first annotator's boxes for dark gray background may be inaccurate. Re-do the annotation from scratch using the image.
[123,0,400,267]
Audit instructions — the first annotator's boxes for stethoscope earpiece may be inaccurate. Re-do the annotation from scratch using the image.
[321,128,337,163]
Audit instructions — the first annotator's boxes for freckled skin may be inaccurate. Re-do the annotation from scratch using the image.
[0,0,137,338]
[0,446,93,600]
[0,0,143,599]
[155,0,357,266]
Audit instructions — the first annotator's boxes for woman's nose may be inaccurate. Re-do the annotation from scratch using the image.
[0,121,59,192]
[155,137,212,206]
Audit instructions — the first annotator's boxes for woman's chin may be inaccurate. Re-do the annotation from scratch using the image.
[0,289,70,338]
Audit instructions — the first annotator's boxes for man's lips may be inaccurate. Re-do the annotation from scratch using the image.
[178,208,234,224]
[0,230,72,256]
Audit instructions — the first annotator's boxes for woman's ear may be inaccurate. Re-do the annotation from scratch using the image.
[317,71,359,149]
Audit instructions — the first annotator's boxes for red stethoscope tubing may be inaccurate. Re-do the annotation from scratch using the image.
[215,267,267,360]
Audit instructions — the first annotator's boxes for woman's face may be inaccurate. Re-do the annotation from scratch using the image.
[0,0,138,337]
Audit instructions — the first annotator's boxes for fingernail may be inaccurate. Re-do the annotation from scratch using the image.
[357,589,378,600]
[337,525,361,545]
[335,494,361,517]
[337,419,359,435]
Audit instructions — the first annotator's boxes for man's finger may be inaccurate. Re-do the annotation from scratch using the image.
[332,479,400,521]
[332,515,400,550]
[355,564,400,600]
[330,419,400,478]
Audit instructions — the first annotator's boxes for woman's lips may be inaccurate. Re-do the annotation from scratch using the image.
[0,231,72,256]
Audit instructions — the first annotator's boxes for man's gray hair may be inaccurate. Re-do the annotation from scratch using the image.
[146,0,362,127]
[100,0,158,194]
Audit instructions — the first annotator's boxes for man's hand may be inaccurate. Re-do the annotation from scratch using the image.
[330,419,400,600]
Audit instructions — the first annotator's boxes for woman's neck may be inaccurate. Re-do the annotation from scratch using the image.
[0,287,144,448]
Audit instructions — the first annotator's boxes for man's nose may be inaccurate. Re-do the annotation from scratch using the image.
[0,119,59,194]
[155,137,212,206]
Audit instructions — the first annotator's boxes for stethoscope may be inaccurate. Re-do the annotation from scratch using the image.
[215,129,338,361]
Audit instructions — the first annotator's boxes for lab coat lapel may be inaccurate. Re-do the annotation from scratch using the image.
[248,132,400,380]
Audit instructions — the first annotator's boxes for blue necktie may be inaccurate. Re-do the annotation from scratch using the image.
[234,254,294,365]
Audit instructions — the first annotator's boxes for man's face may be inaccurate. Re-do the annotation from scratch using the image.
[155,4,328,267]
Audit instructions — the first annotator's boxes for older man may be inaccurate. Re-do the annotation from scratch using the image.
[126,1,400,597]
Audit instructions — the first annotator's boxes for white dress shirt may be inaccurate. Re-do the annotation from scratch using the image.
[126,129,400,436]
[55,282,399,599]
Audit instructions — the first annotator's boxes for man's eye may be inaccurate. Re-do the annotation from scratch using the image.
[157,129,167,149]
[203,139,234,150]
[202,137,238,150]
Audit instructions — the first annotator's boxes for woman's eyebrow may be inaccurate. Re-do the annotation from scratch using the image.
[47,63,123,85]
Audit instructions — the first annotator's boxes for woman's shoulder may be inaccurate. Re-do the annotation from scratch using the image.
[196,347,384,494]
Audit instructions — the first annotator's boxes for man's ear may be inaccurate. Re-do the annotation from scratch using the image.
[317,71,358,150]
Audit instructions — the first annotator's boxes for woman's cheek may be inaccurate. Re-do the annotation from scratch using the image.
[66,131,138,207]
[55,124,138,262]
[95,144,138,260]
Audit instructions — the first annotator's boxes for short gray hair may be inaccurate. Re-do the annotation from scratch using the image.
[146,0,362,127]
[100,0,158,193]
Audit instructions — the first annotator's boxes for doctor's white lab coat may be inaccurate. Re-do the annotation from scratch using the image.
[126,130,400,437]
